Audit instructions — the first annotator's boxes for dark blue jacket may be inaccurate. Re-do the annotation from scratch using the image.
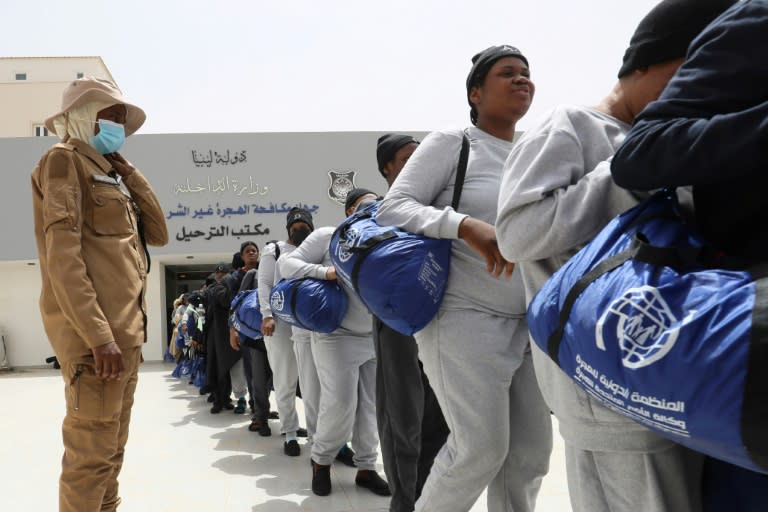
[611,0,768,261]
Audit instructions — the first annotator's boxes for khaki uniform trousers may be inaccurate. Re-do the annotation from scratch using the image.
[59,346,143,512]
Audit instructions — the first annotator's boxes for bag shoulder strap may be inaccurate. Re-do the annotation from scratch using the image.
[451,131,471,212]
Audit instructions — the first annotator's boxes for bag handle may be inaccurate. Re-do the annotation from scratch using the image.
[546,233,703,363]
[451,131,471,212]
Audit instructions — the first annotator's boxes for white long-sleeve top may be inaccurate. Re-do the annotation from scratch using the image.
[278,227,372,336]
[377,126,526,318]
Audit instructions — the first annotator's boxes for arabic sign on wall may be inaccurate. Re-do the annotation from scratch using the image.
[0,131,425,260]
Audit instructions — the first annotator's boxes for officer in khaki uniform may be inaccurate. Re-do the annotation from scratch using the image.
[31,77,168,512]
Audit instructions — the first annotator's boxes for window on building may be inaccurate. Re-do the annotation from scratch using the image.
[76,72,84,79]
[15,72,27,81]
[34,125,49,137]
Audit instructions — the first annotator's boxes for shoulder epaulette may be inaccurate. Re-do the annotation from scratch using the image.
[53,142,75,151]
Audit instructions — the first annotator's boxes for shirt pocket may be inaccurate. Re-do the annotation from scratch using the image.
[87,181,134,236]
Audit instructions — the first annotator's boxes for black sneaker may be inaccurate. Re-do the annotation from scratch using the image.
[355,470,391,496]
[248,419,272,437]
[335,444,356,467]
[210,404,223,414]
[268,411,279,420]
[223,401,235,410]
[284,440,301,457]
[311,460,331,496]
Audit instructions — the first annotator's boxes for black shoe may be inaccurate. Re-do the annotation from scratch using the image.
[268,411,279,420]
[311,460,331,496]
[355,470,391,496]
[223,401,235,410]
[335,444,356,467]
[284,440,301,457]
[200,384,212,395]
[248,419,271,437]
[206,394,215,403]
[210,404,223,414]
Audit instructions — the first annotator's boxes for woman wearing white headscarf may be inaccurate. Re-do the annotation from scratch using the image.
[31,77,168,512]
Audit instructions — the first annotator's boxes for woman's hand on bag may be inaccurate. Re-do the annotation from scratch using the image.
[261,317,276,337]
[229,328,240,351]
[458,217,515,279]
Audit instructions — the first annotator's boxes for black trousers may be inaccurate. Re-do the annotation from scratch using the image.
[240,336,273,422]
[374,318,449,512]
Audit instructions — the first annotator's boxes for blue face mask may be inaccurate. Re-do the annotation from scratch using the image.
[90,119,126,154]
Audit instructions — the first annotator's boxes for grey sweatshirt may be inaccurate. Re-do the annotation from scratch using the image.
[496,105,673,451]
[278,226,372,337]
[377,126,526,318]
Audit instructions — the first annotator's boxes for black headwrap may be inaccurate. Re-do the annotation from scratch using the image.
[286,207,314,231]
[344,187,378,212]
[376,133,420,174]
[466,45,529,125]
[618,0,736,78]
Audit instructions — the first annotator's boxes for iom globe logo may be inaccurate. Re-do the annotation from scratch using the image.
[270,290,285,312]
[336,228,361,264]
[595,285,695,369]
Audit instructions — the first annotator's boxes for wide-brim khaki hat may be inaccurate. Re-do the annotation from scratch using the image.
[45,77,146,136]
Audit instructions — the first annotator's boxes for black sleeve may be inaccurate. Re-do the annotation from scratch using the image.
[611,1,768,190]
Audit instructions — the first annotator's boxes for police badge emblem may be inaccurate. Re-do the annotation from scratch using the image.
[328,171,356,205]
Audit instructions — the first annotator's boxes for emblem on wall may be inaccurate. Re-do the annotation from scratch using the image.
[328,171,357,205]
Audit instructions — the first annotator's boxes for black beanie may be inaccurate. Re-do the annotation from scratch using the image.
[376,133,419,173]
[344,187,377,212]
[466,45,529,125]
[286,207,314,231]
[617,0,736,78]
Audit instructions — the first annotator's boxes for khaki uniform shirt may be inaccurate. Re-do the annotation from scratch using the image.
[31,139,169,363]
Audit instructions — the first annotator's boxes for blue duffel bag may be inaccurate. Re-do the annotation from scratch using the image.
[330,202,452,336]
[527,189,768,474]
[269,277,348,333]
[329,133,470,336]
[230,289,263,340]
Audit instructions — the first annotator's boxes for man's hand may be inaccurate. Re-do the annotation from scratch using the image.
[229,327,240,351]
[92,341,125,381]
[458,217,515,278]
[261,317,276,337]
[104,152,135,178]
[326,266,337,281]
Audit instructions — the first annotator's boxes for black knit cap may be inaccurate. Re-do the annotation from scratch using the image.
[376,133,419,173]
[344,187,378,212]
[286,207,314,231]
[466,45,529,125]
[618,0,736,78]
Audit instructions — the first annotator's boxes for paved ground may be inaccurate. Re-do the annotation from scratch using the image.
[0,362,572,511]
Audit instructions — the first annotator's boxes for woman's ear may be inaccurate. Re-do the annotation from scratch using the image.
[469,85,482,108]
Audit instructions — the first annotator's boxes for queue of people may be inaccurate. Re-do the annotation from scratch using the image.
[31,1,768,511]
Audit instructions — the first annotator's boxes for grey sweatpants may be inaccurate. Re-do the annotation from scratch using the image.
[311,333,378,470]
[414,310,553,512]
[264,320,299,435]
[565,443,705,512]
[294,335,320,441]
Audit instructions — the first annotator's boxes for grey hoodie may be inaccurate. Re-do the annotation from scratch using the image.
[496,104,675,451]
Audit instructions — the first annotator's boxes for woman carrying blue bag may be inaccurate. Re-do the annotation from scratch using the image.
[279,192,390,498]
[377,45,552,512]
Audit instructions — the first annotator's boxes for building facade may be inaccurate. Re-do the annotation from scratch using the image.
[0,56,114,137]
[0,131,426,367]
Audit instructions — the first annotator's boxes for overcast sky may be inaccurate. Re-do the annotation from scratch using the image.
[3,0,661,134]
